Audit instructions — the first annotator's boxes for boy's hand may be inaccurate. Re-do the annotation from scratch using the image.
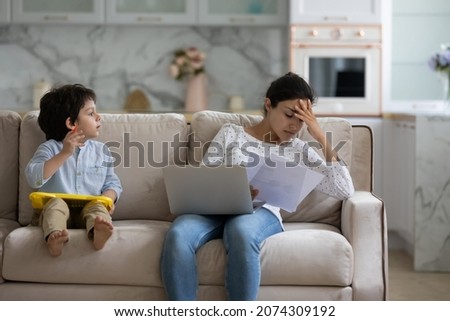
[62,126,85,155]
[105,202,115,215]
[102,190,117,214]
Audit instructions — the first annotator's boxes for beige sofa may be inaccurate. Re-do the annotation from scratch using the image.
[0,109,388,300]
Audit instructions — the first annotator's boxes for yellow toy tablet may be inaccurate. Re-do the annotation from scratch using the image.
[29,192,113,211]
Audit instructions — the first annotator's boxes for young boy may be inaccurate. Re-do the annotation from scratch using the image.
[25,84,122,257]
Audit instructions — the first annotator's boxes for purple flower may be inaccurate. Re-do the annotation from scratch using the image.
[442,50,450,65]
[429,45,450,73]
[428,55,439,70]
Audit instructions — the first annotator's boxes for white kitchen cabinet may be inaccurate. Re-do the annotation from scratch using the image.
[106,0,196,25]
[290,0,382,24]
[12,0,104,24]
[198,0,288,26]
[9,0,288,26]
[0,0,9,23]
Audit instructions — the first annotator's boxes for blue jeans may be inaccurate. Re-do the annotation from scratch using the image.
[160,208,283,300]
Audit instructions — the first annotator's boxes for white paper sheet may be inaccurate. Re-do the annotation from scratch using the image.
[247,155,325,212]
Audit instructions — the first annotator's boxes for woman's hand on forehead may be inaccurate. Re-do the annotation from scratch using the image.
[296,99,311,111]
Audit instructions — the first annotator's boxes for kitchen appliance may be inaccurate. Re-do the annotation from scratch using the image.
[290,24,382,116]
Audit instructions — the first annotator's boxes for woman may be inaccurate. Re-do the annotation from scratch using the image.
[160,72,354,300]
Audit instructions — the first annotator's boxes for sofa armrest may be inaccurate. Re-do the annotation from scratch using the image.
[341,191,388,300]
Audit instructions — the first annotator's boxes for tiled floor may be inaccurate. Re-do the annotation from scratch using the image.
[388,250,450,300]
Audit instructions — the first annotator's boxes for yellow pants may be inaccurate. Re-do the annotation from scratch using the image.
[39,197,111,240]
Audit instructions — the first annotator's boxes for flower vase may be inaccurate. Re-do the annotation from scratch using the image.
[440,72,450,111]
[185,73,208,112]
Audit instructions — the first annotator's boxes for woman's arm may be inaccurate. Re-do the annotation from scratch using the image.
[202,124,231,166]
[293,99,354,199]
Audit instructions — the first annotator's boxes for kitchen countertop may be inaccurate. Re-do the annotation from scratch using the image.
[383,109,450,121]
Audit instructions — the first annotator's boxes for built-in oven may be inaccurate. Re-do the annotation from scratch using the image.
[290,24,382,116]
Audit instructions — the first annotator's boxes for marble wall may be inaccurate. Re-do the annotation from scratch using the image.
[0,25,288,112]
[415,114,450,271]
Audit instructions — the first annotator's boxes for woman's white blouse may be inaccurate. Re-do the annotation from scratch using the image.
[203,123,355,226]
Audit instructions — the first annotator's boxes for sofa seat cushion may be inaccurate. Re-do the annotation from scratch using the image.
[2,220,171,287]
[3,221,352,288]
[197,222,353,287]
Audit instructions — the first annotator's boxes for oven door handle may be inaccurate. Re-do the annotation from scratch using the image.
[291,43,381,49]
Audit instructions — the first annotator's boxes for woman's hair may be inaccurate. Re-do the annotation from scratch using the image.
[38,84,96,141]
[264,72,317,115]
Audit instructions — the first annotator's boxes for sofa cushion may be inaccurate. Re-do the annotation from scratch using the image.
[189,111,353,228]
[0,111,21,221]
[3,221,170,287]
[188,111,263,165]
[18,112,46,225]
[95,113,188,221]
[3,222,352,288]
[18,112,188,224]
[197,222,353,286]
[260,224,353,286]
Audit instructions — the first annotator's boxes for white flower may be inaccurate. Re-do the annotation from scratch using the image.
[169,47,206,81]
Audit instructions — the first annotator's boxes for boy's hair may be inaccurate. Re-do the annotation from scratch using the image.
[38,84,96,141]
[264,72,317,115]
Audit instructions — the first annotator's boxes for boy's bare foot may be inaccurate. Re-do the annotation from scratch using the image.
[93,216,113,250]
[47,229,68,257]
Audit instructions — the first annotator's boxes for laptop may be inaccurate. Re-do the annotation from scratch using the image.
[162,165,263,215]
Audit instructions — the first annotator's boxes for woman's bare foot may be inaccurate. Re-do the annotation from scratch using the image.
[93,216,113,250]
[47,229,68,257]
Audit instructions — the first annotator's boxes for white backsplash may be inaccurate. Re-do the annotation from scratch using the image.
[0,25,288,112]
